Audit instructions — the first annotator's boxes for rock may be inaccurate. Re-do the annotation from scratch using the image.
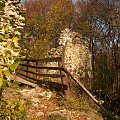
[38,91,52,100]
[49,111,71,120]
[50,111,63,115]
[31,98,39,103]
[46,28,92,87]
[49,111,65,120]
[20,100,25,104]
[19,89,39,98]
[60,109,67,113]
[33,103,39,106]
[36,112,45,117]
[87,118,93,120]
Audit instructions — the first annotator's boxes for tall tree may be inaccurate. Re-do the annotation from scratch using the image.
[20,0,77,58]
[76,0,120,117]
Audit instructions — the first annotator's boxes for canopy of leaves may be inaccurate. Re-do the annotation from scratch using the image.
[20,0,120,118]
[76,0,120,117]
[20,0,78,58]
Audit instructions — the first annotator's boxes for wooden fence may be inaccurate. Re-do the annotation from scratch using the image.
[16,57,115,120]
[16,57,71,96]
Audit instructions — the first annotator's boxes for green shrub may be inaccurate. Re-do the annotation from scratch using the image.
[0,99,27,120]
[49,114,67,120]
[57,94,93,112]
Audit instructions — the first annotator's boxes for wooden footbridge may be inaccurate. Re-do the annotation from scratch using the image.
[15,57,114,120]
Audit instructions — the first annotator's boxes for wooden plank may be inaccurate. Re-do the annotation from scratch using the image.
[19,64,61,70]
[38,74,65,78]
[16,73,67,91]
[15,75,67,91]
[21,57,62,62]
[13,75,38,87]
[19,69,65,78]
[17,73,38,83]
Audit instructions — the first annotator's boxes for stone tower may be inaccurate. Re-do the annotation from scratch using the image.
[46,28,92,85]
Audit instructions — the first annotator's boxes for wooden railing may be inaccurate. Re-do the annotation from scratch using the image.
[16,57,72,96]
[16,57,115,120]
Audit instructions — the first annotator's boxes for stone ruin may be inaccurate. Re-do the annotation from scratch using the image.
[46,28,92,85]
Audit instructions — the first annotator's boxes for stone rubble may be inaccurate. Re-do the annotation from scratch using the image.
[38,91,53,100]
[17,87,103,120]
[2,86,104,120]
[35,112,45,117]
[19,88,53,100]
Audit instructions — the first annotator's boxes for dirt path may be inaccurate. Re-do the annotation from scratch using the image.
[3,86,103,120]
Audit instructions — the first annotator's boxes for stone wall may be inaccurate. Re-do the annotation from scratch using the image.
[46,28,92,85]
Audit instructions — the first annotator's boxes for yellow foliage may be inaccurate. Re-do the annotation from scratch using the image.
[98,100,104,104]
[0,69,3,77]
[0,69,3,87]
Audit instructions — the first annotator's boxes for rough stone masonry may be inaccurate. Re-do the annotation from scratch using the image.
[46,28,92,86]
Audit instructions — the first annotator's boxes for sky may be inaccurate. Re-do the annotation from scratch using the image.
[72,0,78,3]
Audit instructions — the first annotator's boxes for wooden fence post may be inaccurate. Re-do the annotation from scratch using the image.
[58,60,64,92]
[15,65,19,75]
[58,58,72,97]
[63,73,72,97]
[26,61,29,80]
[36,61,38,80]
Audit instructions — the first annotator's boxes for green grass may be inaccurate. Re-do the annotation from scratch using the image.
[49,114,67,120]
[57,93,94,112]
[0,98,27,120]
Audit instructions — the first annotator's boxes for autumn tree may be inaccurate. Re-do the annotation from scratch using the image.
[47,0,77,44]
[19,0,51,58]
[20,0,77,58]
[0,0,25,99]
[76,0,120,117]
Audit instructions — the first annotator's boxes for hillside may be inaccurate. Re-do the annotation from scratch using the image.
[1,83,104,120]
